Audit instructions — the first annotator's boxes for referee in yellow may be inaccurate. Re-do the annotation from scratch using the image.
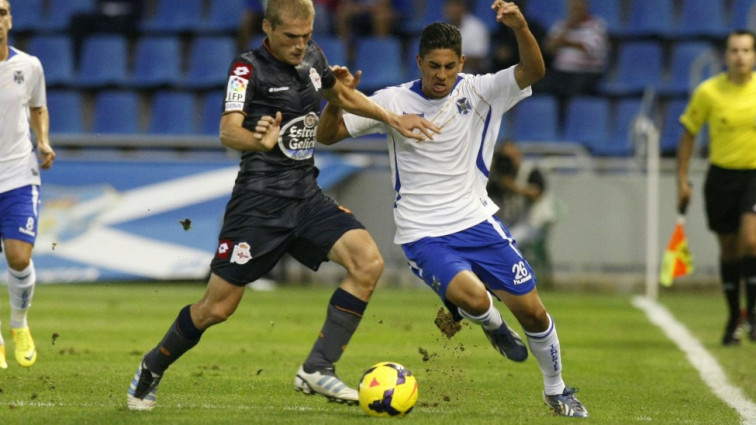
[676,30,756,346]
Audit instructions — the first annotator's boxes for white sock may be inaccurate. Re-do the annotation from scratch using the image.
[525,314,566,395]
[458,291,504,331]
[8,261,35,329]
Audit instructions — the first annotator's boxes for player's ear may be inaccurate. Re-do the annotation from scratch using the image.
[262,19,272,36]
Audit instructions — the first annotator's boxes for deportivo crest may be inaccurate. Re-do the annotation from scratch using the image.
[456,97,471,114]
[309,68,322,91]
[230,242,252,265]
[278,112,318,160]
[13,70,24,84]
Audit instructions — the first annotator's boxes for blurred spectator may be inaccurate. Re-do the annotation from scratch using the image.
[444,0,489,74]
[238,0,264,51]
[490,0,547,71]
[535,0,609,99]
[69,0,143,63]
[487,140,558,283]
[335,0,409,63]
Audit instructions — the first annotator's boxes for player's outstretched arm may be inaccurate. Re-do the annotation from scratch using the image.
[493,1,545,89]
[220,111,282,152]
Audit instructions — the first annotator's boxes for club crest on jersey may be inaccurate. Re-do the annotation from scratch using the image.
[278,112,318,160]
[456,97,471,114]
[13,70,24,84]
[309,68,322,91]
[230,242,252,265]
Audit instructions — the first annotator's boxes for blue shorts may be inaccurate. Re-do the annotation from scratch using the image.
[0,185,41,250]
[402,216,536,303]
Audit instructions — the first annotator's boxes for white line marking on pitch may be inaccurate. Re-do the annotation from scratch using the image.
[633,296,756,425]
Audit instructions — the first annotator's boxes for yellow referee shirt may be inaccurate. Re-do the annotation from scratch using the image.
[679,72,756,169]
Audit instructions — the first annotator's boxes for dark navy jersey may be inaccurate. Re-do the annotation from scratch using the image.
[222,39,336,198]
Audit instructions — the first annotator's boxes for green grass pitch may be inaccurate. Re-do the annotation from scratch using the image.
[0,282,752,424]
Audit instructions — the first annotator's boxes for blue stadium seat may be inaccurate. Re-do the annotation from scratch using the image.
[76,35,129,88]
[183,36,236,90]
[512,95,559,143]
[93,90,141,134]
[141,0,203,33]
[354,37,404,93]
[659,41,720,98]
[589,0,622,35]
[26,35,75,87]
[7,0,44,33]
[473,0,499,31]
[201,0,246,33]
[617,0,674,39]
[562,96,611,153]
[730,0,756,31]
[606,98,643,157]
[130,36,183,89]
[599,41,663,97]
[526,0,566,29]
[672,0,728,39]
[403,1,444,35]
[660,99,688,155]
[44,0,96,32]
[200,91,224,136]
[47,90,83,134]
[316,37,348,68]
[149,91,197,135]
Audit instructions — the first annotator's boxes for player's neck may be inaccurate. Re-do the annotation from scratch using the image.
[728,70,753,85]
[0,43,7,62]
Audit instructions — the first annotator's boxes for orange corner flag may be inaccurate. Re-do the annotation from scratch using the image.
[659,215,694,287]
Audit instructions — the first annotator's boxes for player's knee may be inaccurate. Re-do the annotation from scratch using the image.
[517,305,550,333]
[6,254,31,272]
[352,250,384,285]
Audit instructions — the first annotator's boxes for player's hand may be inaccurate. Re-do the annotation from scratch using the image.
[492,0,526,30]
[677,178,692,215]
[37,143,55,170]
[254,111,282,151]
[392,114,440,142]
[331,65,362,90]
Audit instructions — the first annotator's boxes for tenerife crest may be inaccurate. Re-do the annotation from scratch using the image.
[456,97,471,114]
[14,70,24,84]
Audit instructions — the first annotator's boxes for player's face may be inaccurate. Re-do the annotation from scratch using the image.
[724,34,756,77]
[263,14,313,66]
[417,48,464,99]
[0,1,11,46]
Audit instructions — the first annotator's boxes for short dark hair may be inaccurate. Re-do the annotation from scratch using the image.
[419,22,462,59]
[727,30,756,50]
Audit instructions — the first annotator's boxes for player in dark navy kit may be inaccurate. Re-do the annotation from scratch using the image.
[127,0,438,411]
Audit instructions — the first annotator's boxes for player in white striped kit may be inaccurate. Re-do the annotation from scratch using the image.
[0,0,55,369]
[317,1,588,417]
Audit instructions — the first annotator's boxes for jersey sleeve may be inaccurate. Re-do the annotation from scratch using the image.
[342,88,392,137]
[223,57,254,114]
[474,67,531,113]
[29,56,47,108]
[679,81,711,136]
[312,41,336,90]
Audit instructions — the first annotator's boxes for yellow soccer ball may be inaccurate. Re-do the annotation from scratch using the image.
[358,362,418,418]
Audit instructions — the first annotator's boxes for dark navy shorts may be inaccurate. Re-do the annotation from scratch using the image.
[210,189,365,286]
[704,165,756,234]
[0,185,41,251]
[402,215,537,303]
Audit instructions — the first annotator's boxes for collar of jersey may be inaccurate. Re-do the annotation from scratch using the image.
[410,75,463,100]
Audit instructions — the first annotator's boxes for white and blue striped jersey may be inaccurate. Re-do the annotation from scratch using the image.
[0,46,46,194]
[343,67,530,244]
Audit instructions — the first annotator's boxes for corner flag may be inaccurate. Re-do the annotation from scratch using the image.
[659,215,694,287]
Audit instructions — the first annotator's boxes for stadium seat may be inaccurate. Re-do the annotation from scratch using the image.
[599,41,663,97]
[76,35,129,88]
[316,37,348,68]
[730,0,756,31]
[7,0,44,33]
[659,41,721,98]
[473,0,500,32]
[525,0,566,29]
[148,91,197,135]
[201,0,246,33]
[140,0,203,33]
[672,0,728,40]
[617,0,674,39]
[606,97,643,157]
[44,0,96,32]
[183,36,237,90]
[562,96,611,153]
[130,36,183,89]
[512,95,559,143]
[589,0,622,35]
[47,90,84,134]
[403,1,444,35]
[660,99,688,155]
[353,37,404,93]
[93,90,141,134]
[200,91,224,136]
[26,35,75,87]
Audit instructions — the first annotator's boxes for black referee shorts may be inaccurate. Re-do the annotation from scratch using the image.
[210,189,365,286]
[704,165,756,234]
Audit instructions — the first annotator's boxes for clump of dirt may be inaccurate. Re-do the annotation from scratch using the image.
[434,307,462,339]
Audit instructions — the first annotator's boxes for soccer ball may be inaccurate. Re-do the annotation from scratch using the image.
[358,362,418,418]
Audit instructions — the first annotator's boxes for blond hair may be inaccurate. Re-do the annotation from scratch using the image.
[265,0,315,28]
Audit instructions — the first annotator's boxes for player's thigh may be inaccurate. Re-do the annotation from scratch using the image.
[328,228,382,272]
